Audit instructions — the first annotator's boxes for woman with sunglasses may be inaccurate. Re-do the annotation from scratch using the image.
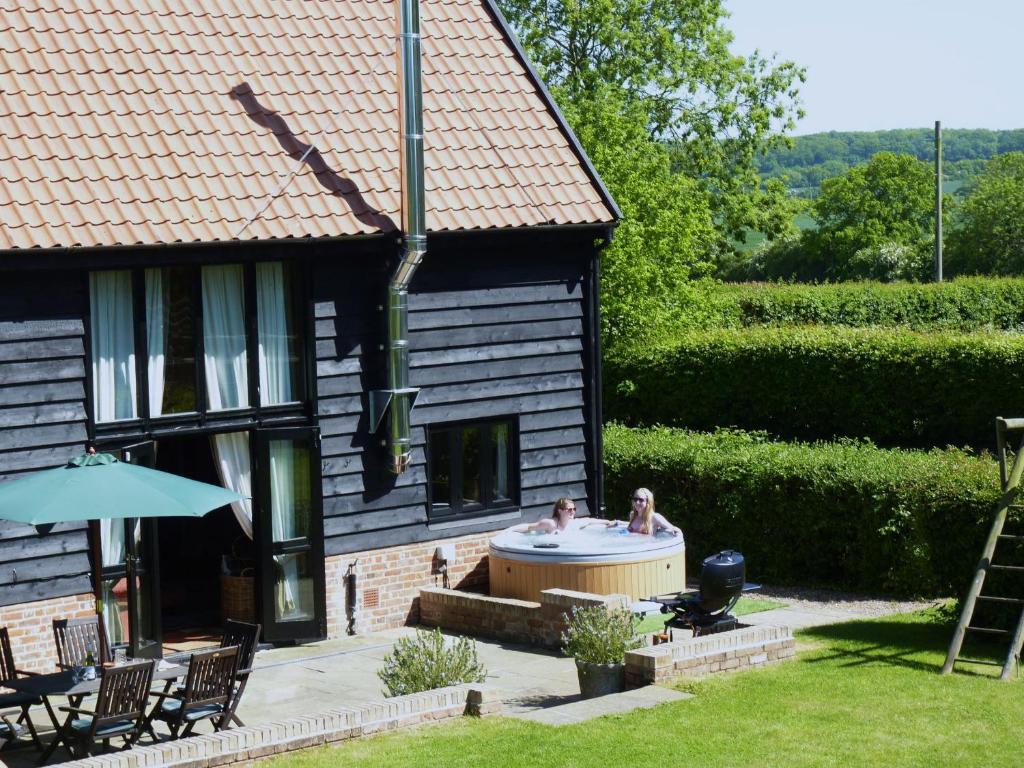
[607,487,681,536]
[514,497,580,534]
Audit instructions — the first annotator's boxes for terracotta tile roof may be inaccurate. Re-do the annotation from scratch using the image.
[0,0,615,251]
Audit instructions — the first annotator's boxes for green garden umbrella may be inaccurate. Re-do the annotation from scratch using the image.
[0,452,245,525]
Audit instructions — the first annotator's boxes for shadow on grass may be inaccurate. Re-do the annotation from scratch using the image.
[798,616,1005,678]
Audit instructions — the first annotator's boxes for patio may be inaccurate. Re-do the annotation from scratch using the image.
[0,589,921,767]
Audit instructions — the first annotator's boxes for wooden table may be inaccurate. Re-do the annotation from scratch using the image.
[3,662,185,764]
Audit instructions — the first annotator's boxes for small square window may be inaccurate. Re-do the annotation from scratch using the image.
[427,417,518,520]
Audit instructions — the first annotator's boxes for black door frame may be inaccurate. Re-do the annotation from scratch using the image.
[254,426,327,643]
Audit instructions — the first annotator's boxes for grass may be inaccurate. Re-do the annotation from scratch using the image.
[267,608,1020,768]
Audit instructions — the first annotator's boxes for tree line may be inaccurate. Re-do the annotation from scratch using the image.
[758,128,1024,191]
[729,151,1024,282]
[497,1,1024,347]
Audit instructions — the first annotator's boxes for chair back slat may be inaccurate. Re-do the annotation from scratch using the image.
[221,620,260,673]
[53,618,110,669]
[182,646,237,710]
[92,660,154,734]
[0,627,17,681]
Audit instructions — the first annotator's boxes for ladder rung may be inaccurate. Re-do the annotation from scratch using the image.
[977,595,1024,605]
[954,655,1003,667]
[966,626,1011,636]
[989,564,1024,572]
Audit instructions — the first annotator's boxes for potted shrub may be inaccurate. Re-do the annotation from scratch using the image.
[561,604,643,698]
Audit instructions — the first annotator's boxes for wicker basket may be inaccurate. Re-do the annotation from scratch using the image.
[220,573,256,624]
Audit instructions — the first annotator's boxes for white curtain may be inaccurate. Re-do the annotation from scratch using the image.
[202,264,248,410]
[144,268,167,417]
[269,440,301,618]
[89,271,137,422]
[257,262,295,405]
[211,432,253,539]
[99,519,137,646]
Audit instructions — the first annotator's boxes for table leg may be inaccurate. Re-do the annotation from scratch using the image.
[36,694,82,766]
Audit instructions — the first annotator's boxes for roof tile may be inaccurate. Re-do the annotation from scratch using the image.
[0,0,613,251]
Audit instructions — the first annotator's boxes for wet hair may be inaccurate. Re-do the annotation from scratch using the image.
[551,497,575,523]
[629,488,655,534]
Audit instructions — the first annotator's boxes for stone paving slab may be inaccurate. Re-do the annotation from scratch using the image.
[510,685,691,726]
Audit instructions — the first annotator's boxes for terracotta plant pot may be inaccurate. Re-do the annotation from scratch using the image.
[575,659,625,698]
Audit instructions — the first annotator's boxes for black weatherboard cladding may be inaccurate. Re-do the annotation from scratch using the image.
[0,270,92,606]
[315,230,600,554]
[0,228,604,607]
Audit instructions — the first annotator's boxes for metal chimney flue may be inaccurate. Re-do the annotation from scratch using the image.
[372,0,427,474]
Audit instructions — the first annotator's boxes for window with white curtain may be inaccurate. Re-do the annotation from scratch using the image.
[89,271,138,423]
[145,267,197,416]
[89,261,305,426]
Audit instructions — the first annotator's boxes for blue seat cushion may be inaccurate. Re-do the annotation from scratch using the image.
[70,717,135,739]
[159,699,224,722]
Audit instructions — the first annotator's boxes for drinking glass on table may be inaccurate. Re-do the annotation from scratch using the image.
[114,647,127,666]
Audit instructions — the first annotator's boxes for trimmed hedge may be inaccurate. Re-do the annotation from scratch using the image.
[687,276,1024,331]
[603,425,1001,596]
[605,326,1024,449]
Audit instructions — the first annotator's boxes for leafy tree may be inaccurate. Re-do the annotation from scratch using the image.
[808,152,943,280]
[562,87,717,345]
[498,0,805,248]
[948,152,1024,276]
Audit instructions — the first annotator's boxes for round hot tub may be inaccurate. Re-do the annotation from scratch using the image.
[489,523,686,601]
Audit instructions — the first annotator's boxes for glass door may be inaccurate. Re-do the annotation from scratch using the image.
[96,441,163,659]
[255,427,326,643]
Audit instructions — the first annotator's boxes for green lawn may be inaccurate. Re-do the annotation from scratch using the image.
[269,609,1020,768]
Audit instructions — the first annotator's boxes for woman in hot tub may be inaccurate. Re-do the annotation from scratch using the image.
[514,497,603,534]
[602,487,681,536]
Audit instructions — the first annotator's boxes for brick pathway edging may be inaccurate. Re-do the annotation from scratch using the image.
[58,684,502,768]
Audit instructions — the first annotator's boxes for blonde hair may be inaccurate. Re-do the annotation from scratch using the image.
[629,488,655,534]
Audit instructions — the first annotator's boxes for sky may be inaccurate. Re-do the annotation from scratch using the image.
[724,0,1024,135]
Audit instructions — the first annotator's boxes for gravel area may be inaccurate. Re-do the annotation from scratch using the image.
[750,584,944,619]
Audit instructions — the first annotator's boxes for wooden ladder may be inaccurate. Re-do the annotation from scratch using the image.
[942,417,1024,680]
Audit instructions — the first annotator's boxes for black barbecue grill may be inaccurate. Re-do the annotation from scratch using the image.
[650,550,758,637]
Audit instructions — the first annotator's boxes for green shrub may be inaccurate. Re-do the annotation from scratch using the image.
[605,326,1024,449]
[561,605,643,664]
[680,276,1024,332]
[603,424,1001,596]
[377,629,487,697]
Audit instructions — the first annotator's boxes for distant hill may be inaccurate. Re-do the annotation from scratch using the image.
[759,128,1024,193]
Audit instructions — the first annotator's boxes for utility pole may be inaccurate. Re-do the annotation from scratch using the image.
[935,120,943,282]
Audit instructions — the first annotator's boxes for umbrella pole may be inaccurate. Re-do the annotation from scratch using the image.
[88,522,110,661]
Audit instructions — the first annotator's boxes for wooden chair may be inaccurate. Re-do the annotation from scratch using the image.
[221,620,260,727]
[56,659,154,758]
[52,617,111,671]
[0,627,43,751]
[148,646,238,739]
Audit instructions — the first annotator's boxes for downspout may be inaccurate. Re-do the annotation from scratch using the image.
[373,0,427,474]
[590,229,613,518]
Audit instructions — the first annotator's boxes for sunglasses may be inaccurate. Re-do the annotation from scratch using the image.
[632,496,647,502]
[563,506,577,512]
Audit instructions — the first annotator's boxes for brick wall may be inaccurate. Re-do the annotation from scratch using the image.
[0,593,96,673]
[419,586,628,649]
[625,624,795,686]
[325,532,493,637]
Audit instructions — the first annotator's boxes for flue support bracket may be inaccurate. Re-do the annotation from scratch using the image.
[369,387,420,433]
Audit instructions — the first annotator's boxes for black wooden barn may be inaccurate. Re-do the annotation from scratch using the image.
[0,0,616,656]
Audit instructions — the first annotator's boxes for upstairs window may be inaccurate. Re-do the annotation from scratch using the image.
[427,418,518,520]
[89,261,304,425]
